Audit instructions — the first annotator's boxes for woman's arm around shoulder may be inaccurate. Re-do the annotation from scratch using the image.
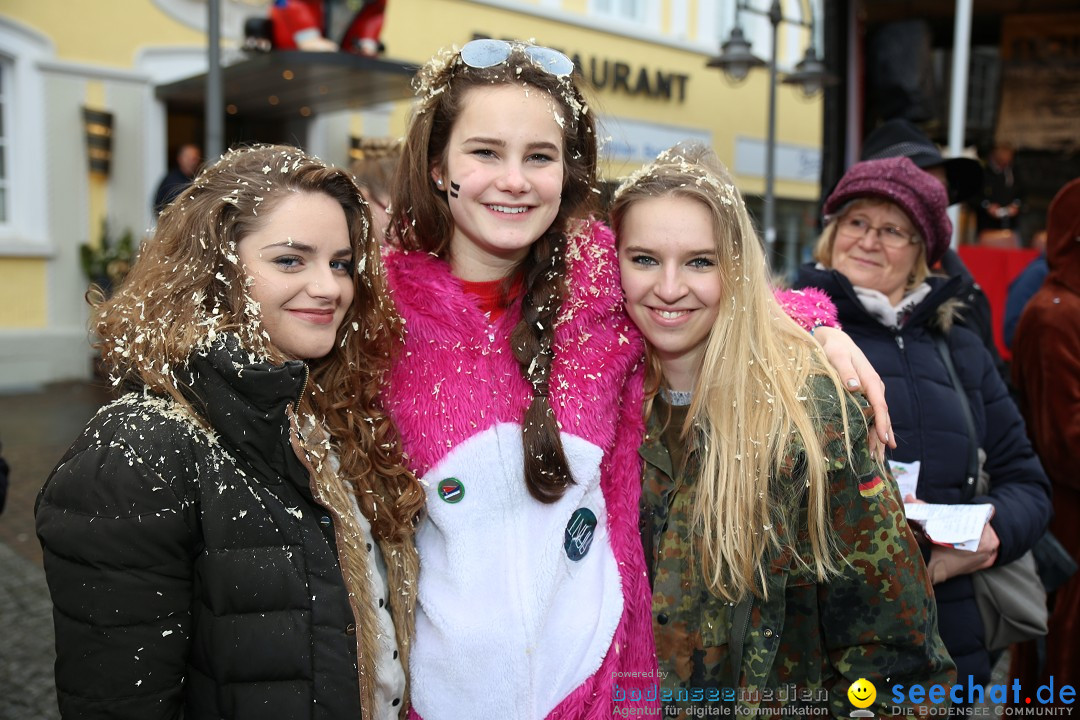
[36,396,200,720]
[811,381,955,717]
[774,287,893,454]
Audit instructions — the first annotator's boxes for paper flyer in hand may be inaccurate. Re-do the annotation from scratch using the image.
[888,459,920,500]
[902,502,995,552]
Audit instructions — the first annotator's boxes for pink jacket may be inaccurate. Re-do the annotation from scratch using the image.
[383,220,659,719]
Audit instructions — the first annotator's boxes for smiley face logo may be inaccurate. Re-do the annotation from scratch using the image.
[847,678,876,709]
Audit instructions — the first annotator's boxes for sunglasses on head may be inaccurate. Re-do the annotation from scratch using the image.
[459,39,575,78]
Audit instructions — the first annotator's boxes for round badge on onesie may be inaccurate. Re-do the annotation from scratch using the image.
[564,508,597,561]
[438,477,465,504]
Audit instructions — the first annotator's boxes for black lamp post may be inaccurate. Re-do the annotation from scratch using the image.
[707,0,835,265]
[206,0,224,160]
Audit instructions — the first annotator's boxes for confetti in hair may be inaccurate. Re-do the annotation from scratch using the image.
[411,42,590,130]
[612,144,741,209]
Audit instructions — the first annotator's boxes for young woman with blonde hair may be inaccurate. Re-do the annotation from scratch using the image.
[37,145,424,720]
[610,144,953,716]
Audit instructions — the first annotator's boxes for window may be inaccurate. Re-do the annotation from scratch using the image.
[0,59,8,225]
[589,0,647,23]
[0,18,49,249]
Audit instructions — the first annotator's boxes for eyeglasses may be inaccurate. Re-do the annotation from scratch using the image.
[836,216,918,248]
[459,39,575,78]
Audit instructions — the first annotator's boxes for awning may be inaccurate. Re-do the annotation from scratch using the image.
[155,51,420,119]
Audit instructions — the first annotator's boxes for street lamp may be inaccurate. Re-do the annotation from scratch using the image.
[707,0,835,266]
[706,27,765,81]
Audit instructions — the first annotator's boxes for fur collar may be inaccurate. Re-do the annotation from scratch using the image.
[381,219,644,476]
[799,265,964,334]
[384,219,631,341]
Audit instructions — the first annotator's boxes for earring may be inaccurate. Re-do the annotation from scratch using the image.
[436,178,444,188]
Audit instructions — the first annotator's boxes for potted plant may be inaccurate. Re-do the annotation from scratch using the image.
[80,219,136,296]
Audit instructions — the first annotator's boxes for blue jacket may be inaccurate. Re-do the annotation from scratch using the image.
[794,265,1051,687]
[1004,253,1048,350]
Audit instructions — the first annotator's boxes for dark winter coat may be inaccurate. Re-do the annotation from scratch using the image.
[1013,219,1080,495]
[939,248,1007,383]
[794,265,1051,688]
[153,167,193,213]
[36,342,366,720]
[1011,178,1080,688]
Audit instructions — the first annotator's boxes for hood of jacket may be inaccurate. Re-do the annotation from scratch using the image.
[1046,178,1080,295]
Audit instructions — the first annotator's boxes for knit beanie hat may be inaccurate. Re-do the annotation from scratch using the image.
[824,156,952,265]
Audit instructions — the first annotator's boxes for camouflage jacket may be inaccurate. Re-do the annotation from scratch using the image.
[640,375,955,717]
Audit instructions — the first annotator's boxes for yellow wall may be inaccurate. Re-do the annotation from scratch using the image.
[0,259,48,327]
[381,0,822,199]
[3,0,204,66]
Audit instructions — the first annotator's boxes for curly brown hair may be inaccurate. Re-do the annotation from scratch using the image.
[94,144,423,543]
[388,44,598,503]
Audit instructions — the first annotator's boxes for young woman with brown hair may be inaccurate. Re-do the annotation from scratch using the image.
[37,145,424,720]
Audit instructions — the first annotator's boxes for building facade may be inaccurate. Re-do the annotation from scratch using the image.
[0,0,825,390]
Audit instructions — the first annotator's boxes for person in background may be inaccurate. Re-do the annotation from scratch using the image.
[610,144,952,716]
[975,141,1024,248]
[860,118,1006,382]
[1003,230,1048,350]
[269,0,387,55]
[794,156,1051,693]
[349,139,400,243]
[1011,178,1080,691]
[38,145,422,720]
[0,435,8,515]
[152,143,201,213]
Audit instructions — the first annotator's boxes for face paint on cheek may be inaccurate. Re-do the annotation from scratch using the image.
[449,181,460,199]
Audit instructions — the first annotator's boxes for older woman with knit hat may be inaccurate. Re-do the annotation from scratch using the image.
[794,156,1051,691]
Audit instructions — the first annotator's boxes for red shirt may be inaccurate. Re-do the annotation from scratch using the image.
[460,275,524,323]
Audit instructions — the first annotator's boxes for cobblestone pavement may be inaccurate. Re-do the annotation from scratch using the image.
[0,381,112,720]
[0,542,59,720]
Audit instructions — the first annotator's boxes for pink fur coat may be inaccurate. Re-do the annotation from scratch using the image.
[383,220,660,719]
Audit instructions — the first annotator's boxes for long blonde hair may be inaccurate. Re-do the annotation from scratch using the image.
[610,144,857,602]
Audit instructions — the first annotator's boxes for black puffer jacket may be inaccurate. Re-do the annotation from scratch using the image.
[36,343,363,720]
[939,249,1008,385]
[794,265,1051,687]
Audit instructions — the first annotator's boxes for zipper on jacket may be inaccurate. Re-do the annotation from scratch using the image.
[895,334,905,351]
[294,363,310,413]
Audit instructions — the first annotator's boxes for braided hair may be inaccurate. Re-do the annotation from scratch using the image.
[389,44,599,502]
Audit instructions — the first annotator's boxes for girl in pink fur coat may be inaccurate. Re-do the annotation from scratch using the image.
[381,40,893,720]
